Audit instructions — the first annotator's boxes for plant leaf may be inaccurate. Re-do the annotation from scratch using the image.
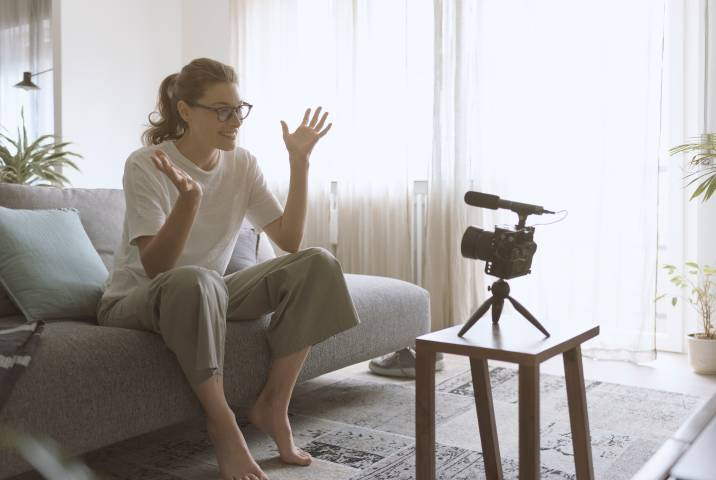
[22,134,58,157]
[690,178,711,200]
[702,175,716,201]
[21,109,28,154]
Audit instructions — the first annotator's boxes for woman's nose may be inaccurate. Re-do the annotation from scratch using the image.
[227,114,241,127]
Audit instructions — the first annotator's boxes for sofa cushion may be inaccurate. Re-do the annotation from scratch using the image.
[0,184,125,271]
[0,207,108,322]
[224,225,259,275]
[257,230,278,262]
[224,228,279,276]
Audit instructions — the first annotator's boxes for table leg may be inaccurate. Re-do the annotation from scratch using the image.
[563,345,595,480]
[470,357,503,479]
[416,345,436,480]
[519,363,540,480]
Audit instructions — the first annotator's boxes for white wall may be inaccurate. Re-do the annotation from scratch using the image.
[181,0,232,65]
[56,0,232,189]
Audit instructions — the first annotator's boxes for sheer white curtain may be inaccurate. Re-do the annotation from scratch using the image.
[230,0,433,281]
[423,0,485,331]
[231,0,708,360]
[657,0,716,352]
[429,0,708,361]
[0,0,53,143]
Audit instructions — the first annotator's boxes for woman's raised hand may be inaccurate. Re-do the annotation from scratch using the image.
[150,149,203,201]
[280,106,332,167]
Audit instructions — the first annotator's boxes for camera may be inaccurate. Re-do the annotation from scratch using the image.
[461,224,536,280]
[457,191,556,337]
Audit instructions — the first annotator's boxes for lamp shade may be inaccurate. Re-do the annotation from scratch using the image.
[14,72,40,90]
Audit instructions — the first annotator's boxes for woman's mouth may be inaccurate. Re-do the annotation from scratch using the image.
[220,131,237,139]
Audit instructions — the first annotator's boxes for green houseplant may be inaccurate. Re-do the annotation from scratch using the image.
[660,132,716,373]
[0,108,82,187]
[657,263,716,373]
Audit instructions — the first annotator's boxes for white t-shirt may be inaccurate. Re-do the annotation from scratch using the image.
[100,139,284,303]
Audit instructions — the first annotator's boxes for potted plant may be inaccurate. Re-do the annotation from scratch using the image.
[657,262,716,373]
[0,108,83,187]
[659,134,716,373]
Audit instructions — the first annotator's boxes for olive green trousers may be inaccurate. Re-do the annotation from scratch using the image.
[97,247,361,387]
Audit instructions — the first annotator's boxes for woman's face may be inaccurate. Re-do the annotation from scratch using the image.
[178,81,243,151]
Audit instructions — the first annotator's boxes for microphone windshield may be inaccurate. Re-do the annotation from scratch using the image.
[464,191,500,210]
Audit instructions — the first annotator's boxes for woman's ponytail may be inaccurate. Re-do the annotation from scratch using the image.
[141,58,239,146]
[142,73,185,146]
[142,73,186,146]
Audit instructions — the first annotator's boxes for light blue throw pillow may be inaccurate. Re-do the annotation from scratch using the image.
[0,206,109,322]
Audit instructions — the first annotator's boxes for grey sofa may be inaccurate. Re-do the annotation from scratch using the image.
[0,183,430,478]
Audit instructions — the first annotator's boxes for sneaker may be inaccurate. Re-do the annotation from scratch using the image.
[368,347,444,378]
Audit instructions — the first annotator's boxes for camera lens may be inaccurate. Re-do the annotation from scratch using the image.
[461,226,494,260]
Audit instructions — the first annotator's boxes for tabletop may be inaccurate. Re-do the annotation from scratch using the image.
[415,316,599,365]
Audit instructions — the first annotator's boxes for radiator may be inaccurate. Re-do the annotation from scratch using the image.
[328,180,429,286]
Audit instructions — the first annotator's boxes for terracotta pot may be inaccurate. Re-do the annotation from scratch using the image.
[686,333,716,374]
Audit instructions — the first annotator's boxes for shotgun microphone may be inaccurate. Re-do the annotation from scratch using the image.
[464,191,555,216]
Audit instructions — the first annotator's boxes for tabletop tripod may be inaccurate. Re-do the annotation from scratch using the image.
[457,277,550,337]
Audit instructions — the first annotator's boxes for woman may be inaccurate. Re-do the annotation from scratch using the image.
[96,57,361,480]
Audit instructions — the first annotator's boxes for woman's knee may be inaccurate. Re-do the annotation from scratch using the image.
[156,266,228,335]
[301,246,338,265]
[160,266,229,303]
[164,265,223,288]
[296,247,344,280]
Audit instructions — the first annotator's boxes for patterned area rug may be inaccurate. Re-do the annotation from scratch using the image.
[14,362,704,480]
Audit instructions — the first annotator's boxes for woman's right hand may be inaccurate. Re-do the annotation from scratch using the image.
[150,149,203,201]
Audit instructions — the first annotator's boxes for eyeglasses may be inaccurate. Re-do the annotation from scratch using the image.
[186,101,253,122]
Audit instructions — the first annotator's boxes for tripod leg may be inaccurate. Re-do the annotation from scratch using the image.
[458,297,494,337]
[491,297,504,325]
[507,296,551,337]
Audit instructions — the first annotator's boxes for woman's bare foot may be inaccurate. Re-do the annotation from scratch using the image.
[247,396,312,466]
[206,410,269,480]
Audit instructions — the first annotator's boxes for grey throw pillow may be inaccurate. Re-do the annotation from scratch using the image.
[0,206,109,322]
[224,225,260,275]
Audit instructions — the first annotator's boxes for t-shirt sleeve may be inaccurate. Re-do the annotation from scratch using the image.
[123,158,168,247]
[245,153,284,234]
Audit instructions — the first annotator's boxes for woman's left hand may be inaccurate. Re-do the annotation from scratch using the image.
[280,106,332,167]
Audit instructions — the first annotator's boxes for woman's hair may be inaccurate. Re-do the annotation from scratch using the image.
[142,58,238,146]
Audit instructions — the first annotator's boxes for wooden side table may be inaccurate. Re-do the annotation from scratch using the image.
[415,318,599,480]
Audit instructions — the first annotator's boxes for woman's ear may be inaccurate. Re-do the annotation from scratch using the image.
[177,100,191,124]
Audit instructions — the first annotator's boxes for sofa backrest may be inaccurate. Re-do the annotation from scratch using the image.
[0,183,277,272]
